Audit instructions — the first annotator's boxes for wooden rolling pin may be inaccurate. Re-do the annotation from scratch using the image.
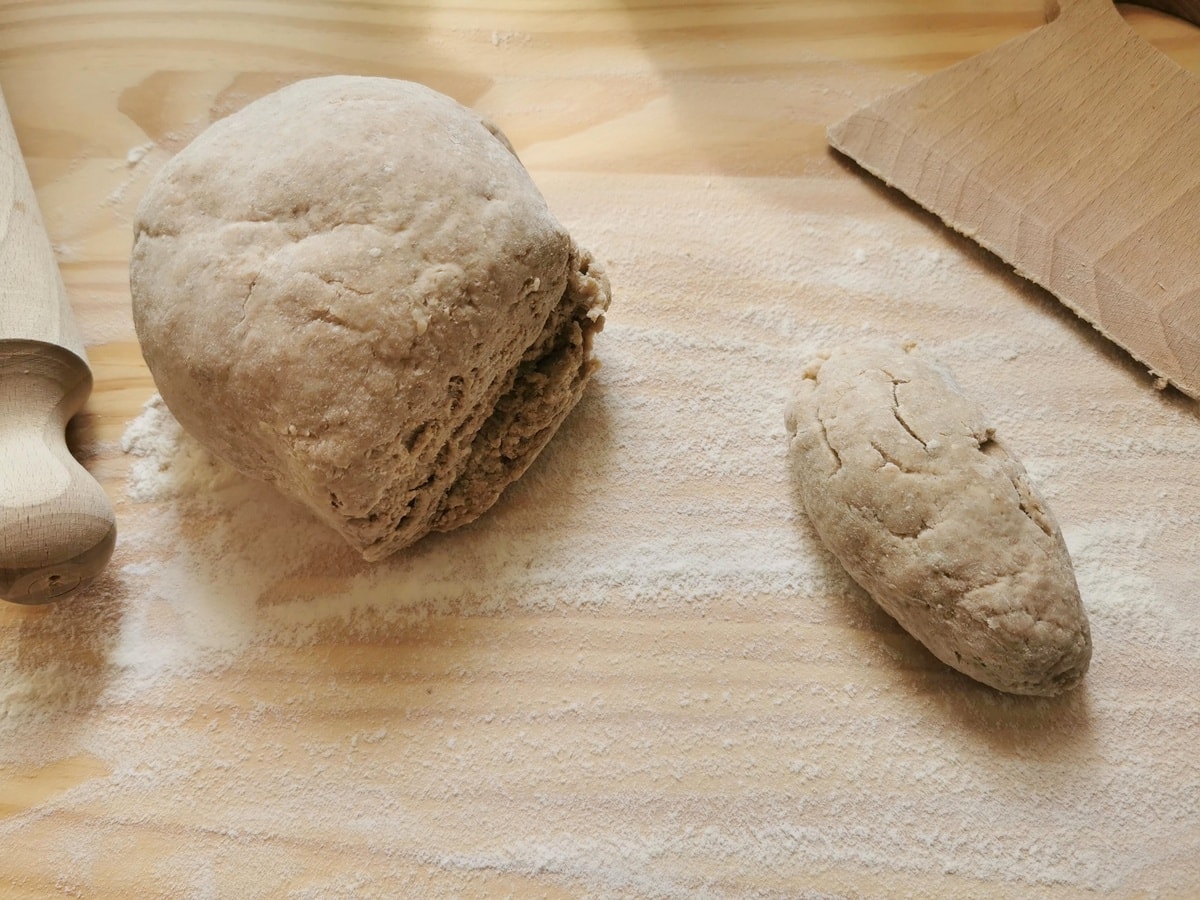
[0,86,115,604]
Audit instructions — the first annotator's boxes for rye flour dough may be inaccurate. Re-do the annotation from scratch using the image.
[130,76,611,561]
[785,344,1091,696]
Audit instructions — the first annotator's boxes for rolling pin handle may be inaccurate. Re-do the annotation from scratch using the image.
[0,340,117,605]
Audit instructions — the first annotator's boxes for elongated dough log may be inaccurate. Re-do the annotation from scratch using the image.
[784,344,1091,696]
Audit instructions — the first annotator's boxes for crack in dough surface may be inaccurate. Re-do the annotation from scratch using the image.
[785,344,1091,696]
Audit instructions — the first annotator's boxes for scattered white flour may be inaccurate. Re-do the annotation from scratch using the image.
[491,30,530,48]
[3,170,1199,897]
[50,242,80,262]
[103,140,168,214]
[125,142,155,167]
[120,395,240,502]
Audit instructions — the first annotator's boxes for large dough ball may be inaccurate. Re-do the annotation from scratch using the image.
[130,76,610,560]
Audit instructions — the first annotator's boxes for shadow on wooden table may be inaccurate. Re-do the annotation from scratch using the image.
[920,667,1095,759]
[143,370,617,647]
[827,151,1200,415]
[115,5,495,159]
[607,2,917,181]
[810,549,1094,760]
[786,462,1096,763]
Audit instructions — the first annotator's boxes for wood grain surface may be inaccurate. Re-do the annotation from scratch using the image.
[830,0,1200,398]
[0,73,116,604]
[2,2,1199,897]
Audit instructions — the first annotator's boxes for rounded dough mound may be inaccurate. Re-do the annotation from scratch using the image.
[130,76,610,561]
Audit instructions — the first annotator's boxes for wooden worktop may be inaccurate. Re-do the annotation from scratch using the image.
[2,3,1199,896]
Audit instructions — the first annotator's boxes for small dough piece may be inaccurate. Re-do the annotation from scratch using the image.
[784,344,1090,696]
[131,76,610,560]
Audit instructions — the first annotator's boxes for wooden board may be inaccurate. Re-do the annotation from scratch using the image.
[2,2,1200,897]
[829,0,1200,397]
